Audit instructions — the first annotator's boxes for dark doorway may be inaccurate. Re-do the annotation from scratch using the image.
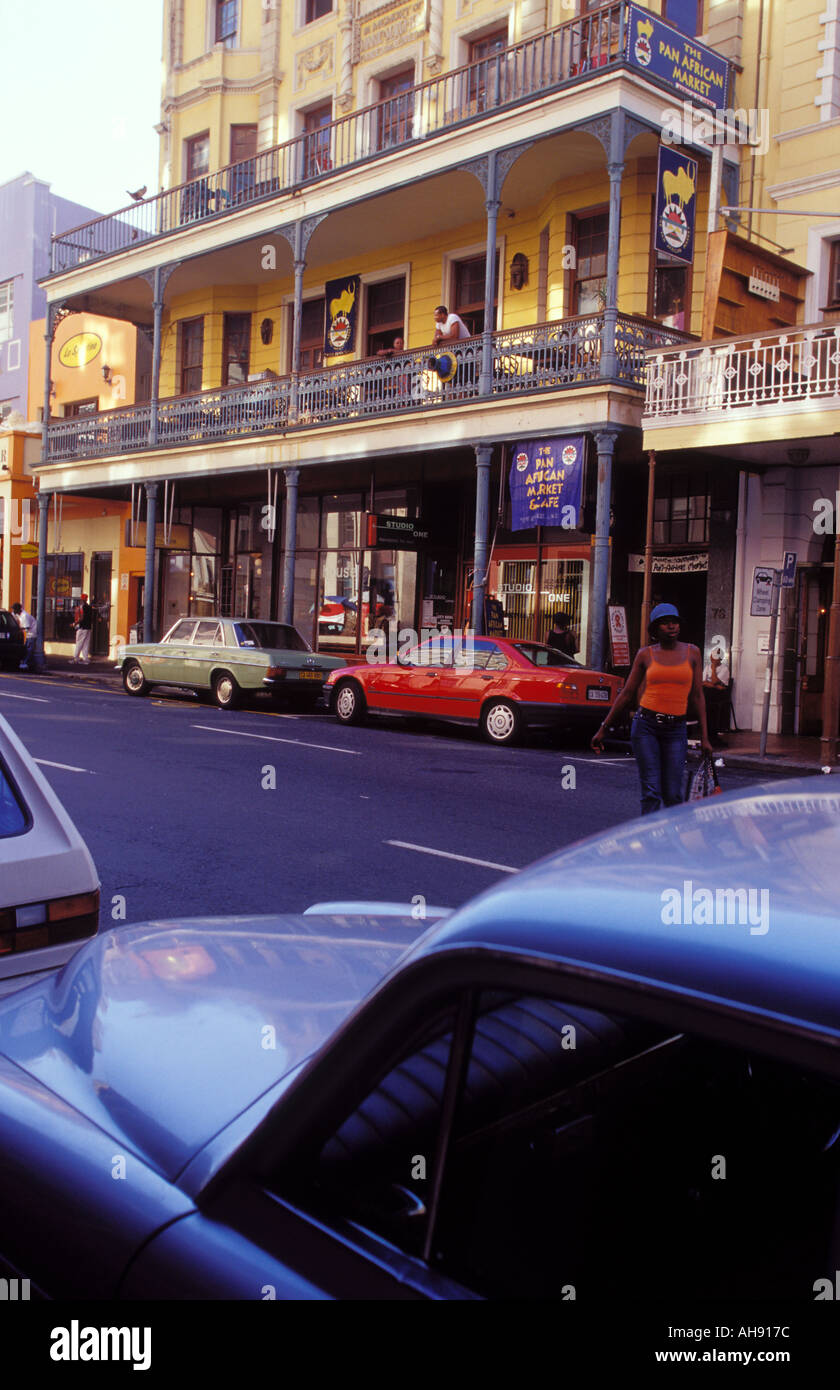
[90,552,112,657]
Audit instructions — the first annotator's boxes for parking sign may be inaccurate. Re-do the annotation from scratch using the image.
[750,566,775,617]
[781,552,797,589]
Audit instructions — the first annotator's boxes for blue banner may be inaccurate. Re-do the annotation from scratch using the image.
[509,437,585,531]
[654,145,698,265]
[324,275,360,357]
[626,6,729,110]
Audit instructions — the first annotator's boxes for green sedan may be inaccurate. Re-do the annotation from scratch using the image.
[118,617,348,710]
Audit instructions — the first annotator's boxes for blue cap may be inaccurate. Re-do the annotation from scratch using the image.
[650,603,680,623]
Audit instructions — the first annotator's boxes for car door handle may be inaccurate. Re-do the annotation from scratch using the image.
[480,673,494,680]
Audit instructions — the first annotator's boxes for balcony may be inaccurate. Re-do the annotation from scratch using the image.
[645,325,840,429]
[49,2,698,275]
[46,315,687,463]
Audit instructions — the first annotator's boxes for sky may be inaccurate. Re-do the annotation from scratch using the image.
[0,0,164,216]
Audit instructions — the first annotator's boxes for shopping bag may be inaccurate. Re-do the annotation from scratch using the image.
[687,754,722,801]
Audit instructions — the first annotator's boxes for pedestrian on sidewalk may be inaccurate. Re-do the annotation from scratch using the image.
[11,603,36,670]
[591,602,713,815]
[546,611,578,659]
[72,594,93,664]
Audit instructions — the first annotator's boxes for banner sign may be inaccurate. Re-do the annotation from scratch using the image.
[509,436,585,531]
[484,598,506,636]
[324,276,360,357]
[654,145,698,265]
[625,6,729,110]
[608,605,631,666]
[628,552,708,574]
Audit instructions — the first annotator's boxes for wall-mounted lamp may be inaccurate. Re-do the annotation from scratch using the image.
[49,381,56,398]
[102,365,113,384]
[260,318,274,346]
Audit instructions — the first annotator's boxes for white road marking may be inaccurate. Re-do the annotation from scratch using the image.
[0,691,51,703]
[34,758,94,774]
[385,839,518,874]
[191,724,361,755]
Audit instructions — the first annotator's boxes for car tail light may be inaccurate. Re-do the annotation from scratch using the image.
[266,666,286,679]
[0,890,99,956]
[556,679,578,695]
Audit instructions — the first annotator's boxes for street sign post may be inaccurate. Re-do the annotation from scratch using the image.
[758,569,781,758]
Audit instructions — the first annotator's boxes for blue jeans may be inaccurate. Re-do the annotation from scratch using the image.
[630,710,687,815]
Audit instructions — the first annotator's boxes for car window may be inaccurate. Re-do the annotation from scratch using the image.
[163,620,198,644]
[470,643,508,671]
[234,622,310,652]
[513,642,578,667]
[432,993,840,1301]
[0,758,28,837]
[409,636,474,669]
[194,621,222,645]
[292,985,840,1300]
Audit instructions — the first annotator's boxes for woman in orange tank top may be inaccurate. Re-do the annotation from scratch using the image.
[591,603,712,815]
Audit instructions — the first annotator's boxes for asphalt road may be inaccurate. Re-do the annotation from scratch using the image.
[0,673,772,926]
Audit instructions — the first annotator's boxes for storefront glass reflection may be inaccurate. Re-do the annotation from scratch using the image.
[486,556,588,650]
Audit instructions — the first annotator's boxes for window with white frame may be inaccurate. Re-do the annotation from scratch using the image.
[215,0,237,47]
[828,241,840,308]
[305,0,332,23]
[0,282,13,344]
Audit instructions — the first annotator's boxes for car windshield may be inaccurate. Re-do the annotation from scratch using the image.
[513,642,581,668]
[0,759,28,837]
[233,622,310,652]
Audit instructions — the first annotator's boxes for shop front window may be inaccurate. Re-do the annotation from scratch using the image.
[295,496,320,550]
[537,559,586,649]
[42,554,84,642]
[494,559,536,639]
[362,549,418,648]
[235,555,262,619]
[293,553,319,646]
[321,494,363,550]
[191,556,217,617]
[319,551,360,651]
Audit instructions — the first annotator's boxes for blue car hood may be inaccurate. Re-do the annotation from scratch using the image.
[0,913,419,1180]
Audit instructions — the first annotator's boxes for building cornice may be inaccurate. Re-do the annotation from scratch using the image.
[765,169,840,201]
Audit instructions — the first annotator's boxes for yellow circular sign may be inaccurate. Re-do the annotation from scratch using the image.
[58,332,102,369]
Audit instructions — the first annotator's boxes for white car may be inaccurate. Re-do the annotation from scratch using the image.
[0,712,99,998]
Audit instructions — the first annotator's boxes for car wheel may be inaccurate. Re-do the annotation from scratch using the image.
[333,679,366,725]
[212,671,241,710]
[123,661,149,697]
[480,699,521,746]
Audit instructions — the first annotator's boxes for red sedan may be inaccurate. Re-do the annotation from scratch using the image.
[323,635,622,746]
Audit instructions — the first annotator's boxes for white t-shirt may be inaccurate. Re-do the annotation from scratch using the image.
[16,609,36,636]
[703,660,730,685]
[437,313,471,341]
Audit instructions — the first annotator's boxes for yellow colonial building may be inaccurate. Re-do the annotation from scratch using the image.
[29,0,839,745]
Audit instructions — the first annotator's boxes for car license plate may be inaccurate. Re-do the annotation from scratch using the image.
[299,670,324,681]
[587,686,610,701]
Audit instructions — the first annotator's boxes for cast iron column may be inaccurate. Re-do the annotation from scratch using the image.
[143,483,158,643]
[33,490,50,673]
[480,154,501,396]
[280,467,300,625]
[290,221,306,424]
[149,268,164,447]
[471,444,493,635]
[590,429,619,670]
[601,112,624,381]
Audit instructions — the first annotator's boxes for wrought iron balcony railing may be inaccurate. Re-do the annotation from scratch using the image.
[645,325,840,422]
[51,2,641,274]
[45,315,689,463]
